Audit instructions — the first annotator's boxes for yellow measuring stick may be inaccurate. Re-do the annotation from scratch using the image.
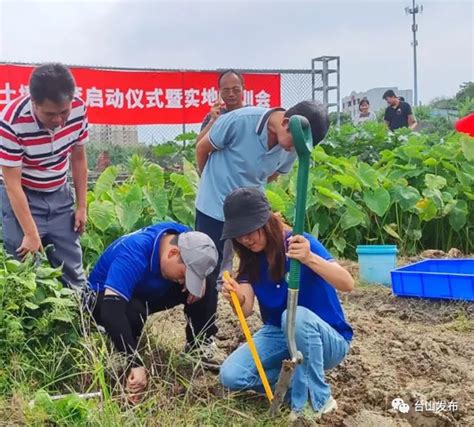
[223,271,274,403]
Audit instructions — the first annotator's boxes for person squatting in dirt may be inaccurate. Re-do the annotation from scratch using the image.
[84,222,218,404]
[219,187,354,421]
[194,100,330,365]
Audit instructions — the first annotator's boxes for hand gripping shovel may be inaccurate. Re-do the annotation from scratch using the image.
[269,115,313,417]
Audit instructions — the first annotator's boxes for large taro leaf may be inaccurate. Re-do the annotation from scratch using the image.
[94,166,118,198]
[170,173,194,196]
[88,200,117,232]
[416,198,438,222]
[315,186,345,203]
[341,198,367,230]
[306,208,331,237]
[80,231,104,254]
[356,163,378,188]
[424,174,447,190]
[116,201,143,232]
[143,187,168,219]
[332,236,347,254]
[449,199,468,232]
[391,185,421,211]
[183,158,199,191]
[333,174,361,191]
[383,223,402,240]
[171,194,194,226]
[363,187,391,217]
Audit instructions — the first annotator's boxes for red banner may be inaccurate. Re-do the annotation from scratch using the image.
[0,64,281,125]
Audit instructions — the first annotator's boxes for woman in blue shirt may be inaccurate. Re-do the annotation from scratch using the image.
[219,187,354,421]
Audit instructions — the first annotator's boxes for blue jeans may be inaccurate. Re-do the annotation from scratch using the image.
[220,306,350,411]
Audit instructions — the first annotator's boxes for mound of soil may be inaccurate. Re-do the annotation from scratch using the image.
[152,253,473,426]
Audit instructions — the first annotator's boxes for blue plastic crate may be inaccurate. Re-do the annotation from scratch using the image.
[391,259,474,301]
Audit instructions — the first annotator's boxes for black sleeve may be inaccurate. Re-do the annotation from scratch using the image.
[383,107,389,121]
[100,294,142,366]
[200,113,211,131]
[404,102,413,115]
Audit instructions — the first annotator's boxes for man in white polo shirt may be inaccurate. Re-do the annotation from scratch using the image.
[0,63,88,290]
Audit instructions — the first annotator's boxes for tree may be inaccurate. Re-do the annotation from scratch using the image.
[455,81,474,102]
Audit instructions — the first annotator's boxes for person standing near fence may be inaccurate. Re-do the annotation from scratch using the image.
[192,100,329,366]
[196,70,246,143]
[188,69,246,365]
[0,63,88,290]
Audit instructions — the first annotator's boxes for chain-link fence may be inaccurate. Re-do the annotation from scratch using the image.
[89,68,322,147]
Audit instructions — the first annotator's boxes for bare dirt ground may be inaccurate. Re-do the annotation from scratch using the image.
[153,250,474,426]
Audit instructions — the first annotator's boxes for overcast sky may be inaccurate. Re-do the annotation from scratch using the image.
[0,0,472,104]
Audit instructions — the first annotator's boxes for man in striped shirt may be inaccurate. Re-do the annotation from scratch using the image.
[0,63,88,290]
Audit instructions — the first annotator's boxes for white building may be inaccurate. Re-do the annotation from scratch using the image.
[342,87,413,120]
[89,125,139,145]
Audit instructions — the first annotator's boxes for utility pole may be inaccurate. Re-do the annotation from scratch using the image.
[406,0,423,106]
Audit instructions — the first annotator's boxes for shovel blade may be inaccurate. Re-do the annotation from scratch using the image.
[269,359,296,417]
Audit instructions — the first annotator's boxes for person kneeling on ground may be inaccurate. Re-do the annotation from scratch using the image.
[85,222,218,404]
[219,187,354,421]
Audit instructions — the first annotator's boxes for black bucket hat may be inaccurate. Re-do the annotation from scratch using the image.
[221,187,271,240]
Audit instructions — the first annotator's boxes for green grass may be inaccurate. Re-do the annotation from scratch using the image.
[0,311,292,426]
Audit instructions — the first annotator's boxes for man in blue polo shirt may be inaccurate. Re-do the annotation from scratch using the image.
[86,221,218,404]
[193,101,329,359]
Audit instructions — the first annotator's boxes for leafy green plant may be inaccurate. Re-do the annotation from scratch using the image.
[82,155,198,268]
[0,248,82,394]
[268,130,474,258]
[83,126,474,264]
[28,390,94,425]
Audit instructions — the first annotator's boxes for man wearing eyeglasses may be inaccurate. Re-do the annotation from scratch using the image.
[186,70,247,366]
[196,70,245,143]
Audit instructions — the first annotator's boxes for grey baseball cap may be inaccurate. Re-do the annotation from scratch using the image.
[178,231,218,297]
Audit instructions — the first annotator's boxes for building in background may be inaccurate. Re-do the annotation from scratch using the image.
[89,125,139,145]
[342,87,413,120]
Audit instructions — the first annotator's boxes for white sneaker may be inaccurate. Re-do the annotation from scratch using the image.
[183,339,226,371]
[289,395,337,423]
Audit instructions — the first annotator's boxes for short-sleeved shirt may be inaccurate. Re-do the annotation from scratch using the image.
[248,232,353,341]
[195,107,297,221]
[87,222,189,301]
[384,101,413,131]
[0,96,89,191]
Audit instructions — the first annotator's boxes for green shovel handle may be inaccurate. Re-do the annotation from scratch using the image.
[288,115,312,291]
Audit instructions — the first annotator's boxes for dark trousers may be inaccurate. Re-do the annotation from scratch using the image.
[194,209,226,341]
[90,280,219,347]
[89,209,226,347]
